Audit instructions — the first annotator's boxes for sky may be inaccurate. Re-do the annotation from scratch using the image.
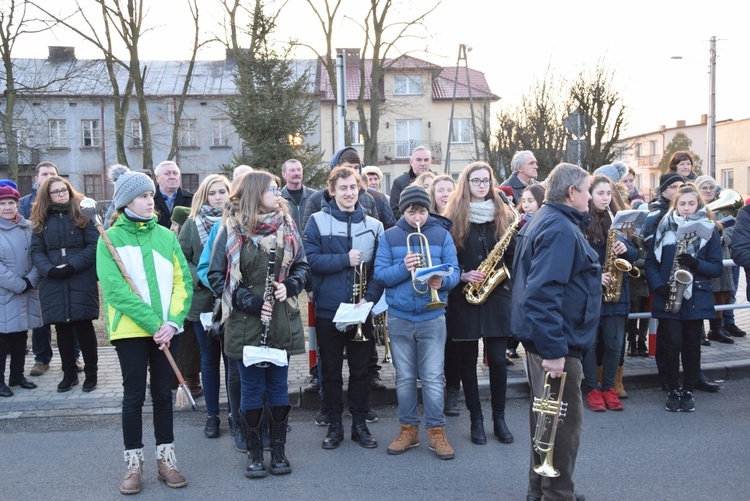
[10,0,750,138]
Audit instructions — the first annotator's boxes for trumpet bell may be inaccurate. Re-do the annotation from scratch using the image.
[533,456,561,478]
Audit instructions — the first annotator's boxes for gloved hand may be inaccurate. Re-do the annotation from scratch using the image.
[233,286,263,316]
[23,278,33,292]
[654,285,670,298]
[48,264,75,279]
[676,253,699,270]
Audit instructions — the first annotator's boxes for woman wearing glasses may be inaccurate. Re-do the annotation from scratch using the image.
[30,176,99,393]
[443,162,516,445]
[208,171,308,478]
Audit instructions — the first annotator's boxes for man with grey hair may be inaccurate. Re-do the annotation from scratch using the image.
[511,163,598,501]
[389,145,433,219]
[502,150,538,201]
[153,160,194,229]
[233,164,253,179]
[280,159,316,233]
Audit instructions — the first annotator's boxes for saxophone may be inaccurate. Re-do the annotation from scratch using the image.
[463,202,521,305]
[602,208,636,303]
[665,233,694,313]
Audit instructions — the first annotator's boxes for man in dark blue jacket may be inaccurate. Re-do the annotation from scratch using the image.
[511,163,599,501]
[303,166,384,451]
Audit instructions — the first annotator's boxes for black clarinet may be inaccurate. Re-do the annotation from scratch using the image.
[256,243,277,368]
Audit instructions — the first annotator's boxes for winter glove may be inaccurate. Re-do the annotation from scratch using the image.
[654,285,670,298]
[48,264,75,279]
[23,278,33,292]
[676,253,699,270]
[233,286,264,316]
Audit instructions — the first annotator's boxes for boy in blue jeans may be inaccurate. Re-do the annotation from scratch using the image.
[374,185,460,460]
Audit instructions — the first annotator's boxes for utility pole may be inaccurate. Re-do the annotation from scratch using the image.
[336,50,347,151]
[444,44,480,174]
[707,36,717,179]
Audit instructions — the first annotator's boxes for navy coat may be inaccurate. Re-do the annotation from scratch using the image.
[589,233,637,317]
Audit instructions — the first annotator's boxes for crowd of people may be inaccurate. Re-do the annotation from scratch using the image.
[1,146,748,499]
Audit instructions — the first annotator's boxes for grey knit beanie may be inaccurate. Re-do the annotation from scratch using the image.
[113,172,155,210]
[398,185,431,215]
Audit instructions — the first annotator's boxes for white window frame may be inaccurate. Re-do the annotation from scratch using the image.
[722,169,734,190]
[350,120,364,145]
[130,119,142,147]
[649,140,658,157]
[211,118,230,147]
[14,119,29,147]
[81,119,101,147]
[450,118,473,144]
[393,75,422,96]
[394,119,423,158]
[48,119,67,148]
[179,118,198,147]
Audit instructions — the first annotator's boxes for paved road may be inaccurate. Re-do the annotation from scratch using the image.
[2,379,750,500]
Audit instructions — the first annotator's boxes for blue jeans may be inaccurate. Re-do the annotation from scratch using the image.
[583,316,626,391]
[236,360,289,411]
[388,315,446,429]
[193,321,228,417]
[33,324,81,364]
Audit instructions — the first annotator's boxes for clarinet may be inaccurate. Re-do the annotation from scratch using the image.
[256,243,277,368]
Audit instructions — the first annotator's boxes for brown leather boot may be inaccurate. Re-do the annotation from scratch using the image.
[614,365,628,399]
[156,443,187,488]
[427,426,454,460]
[120,449,144,495]
[386,424,420,455]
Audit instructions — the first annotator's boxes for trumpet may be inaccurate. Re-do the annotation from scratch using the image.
[406,222,447,311]
[351,261,369,342]
[532,371,568,478]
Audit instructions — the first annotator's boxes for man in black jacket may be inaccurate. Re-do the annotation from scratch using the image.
[511,163,598,501]
[281,159,316,234]
[501,150,538,202]
[153,161,194,230]
[389,145,433,220]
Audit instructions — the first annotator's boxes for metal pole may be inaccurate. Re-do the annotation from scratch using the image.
[336,51,347,151]
[444,44,463,174]
[708,36,717,179]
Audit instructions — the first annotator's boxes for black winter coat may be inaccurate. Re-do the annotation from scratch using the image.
[154,187,194,229]
[447,221,515,340]
[30,211,100,324]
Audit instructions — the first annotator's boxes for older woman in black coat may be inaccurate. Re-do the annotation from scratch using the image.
[30,177,99,393]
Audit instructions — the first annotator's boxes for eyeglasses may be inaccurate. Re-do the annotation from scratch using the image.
[469,178,491,186]
[49,189,69,196]
[266,187,282,195]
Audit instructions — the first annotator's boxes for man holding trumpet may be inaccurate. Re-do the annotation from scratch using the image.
[511,163,601,501]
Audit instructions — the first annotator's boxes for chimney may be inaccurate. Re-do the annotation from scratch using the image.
[701,114,708,124]
[676,120,686,128]
[659,125,666,132]
[337,48,361,68]
[48,46,76,61]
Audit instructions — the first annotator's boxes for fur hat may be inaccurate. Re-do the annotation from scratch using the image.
[0,182,20,202]
[113,172,155,210]
[658,172,685,194]
[398,185,431,215]
[694,175,716,189]
[361,165,383,180]
[593,162,628,183]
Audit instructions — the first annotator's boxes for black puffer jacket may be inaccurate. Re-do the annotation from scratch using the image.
[30,211,100,324]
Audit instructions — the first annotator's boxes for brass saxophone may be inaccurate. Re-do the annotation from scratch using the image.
[602,208,638,303]
[665,233,695,313]
[463,202,521,305]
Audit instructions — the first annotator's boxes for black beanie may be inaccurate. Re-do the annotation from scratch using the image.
[398,185,431,215]
[659,172,685,193]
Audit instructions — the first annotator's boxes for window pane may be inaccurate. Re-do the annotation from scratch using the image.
[49,120,67,147]
[179,119,197,147]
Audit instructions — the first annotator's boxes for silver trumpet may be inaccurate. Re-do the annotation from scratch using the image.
[532,371,568,478]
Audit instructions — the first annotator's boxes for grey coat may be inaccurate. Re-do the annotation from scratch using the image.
[0,216,42,333]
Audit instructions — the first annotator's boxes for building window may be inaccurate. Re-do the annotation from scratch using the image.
[635,143,642,158]
[649,140,658,156]
[182,173,199,192]
[384,173,391,195]
[49,120,67,148]
[130,119,142,147]
[650,172,659,196]
[211,118,230,147]
[349,121,364,145]
[83,174,105,201]
[179,119,198,147]
[17,175,33,195]
[395,119,422,158]
[450,119,473,144]
[722,169,734,190]
[81,119,101,147]
[14,119,29,147]
[394,75,422,95]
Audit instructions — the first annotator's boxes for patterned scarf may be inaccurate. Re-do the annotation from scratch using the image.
[195,205,223,245]
[220,208,301,323]
[469,200,496,224]
[653,208,714,300]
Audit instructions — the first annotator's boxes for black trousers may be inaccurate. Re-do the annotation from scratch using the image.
[316,317,372,423]
[112,336,179,450]
[658,318,702,391]
[456,337,509,418]
[0,331,28,382]
[56,320,98,379]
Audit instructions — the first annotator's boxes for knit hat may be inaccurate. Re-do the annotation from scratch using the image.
[398,185,431,214]
[170,206,190,227]
[498,185,515,200]
[694,175,716,189]
[658,172,685,193]
[113,172,155,210]
[361,165,383,180]
[593,162,628,183]
[0,182,20,202]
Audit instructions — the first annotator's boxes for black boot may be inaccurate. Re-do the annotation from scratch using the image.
[268,405,292,475]
[444,386,460,416]
[492,412,514,444]
[57,373,79,393]
[239,408,266,478]
[322,420,344,449]
[470,415,486,445]
[708,318,735,344]
[627,342,638,357]
[351,420,378,448]
[262,404,271,451]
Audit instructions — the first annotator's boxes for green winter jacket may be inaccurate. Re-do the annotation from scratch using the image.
[97,214,192,341]
[178,217,215,322]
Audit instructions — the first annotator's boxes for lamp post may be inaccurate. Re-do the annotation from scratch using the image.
[707,36,717,180]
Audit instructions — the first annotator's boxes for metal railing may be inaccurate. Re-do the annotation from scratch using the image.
[377,141,442,162]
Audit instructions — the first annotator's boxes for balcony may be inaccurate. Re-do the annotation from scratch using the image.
[377,141,442,164]
[637,154,661,168]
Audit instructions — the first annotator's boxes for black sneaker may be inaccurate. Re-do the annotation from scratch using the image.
[724,324,747,337]
[665,389,681,412]
[315,410,330,426]
[304,376,320,393]
[365,410,379,423]
[680,391,695,412]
